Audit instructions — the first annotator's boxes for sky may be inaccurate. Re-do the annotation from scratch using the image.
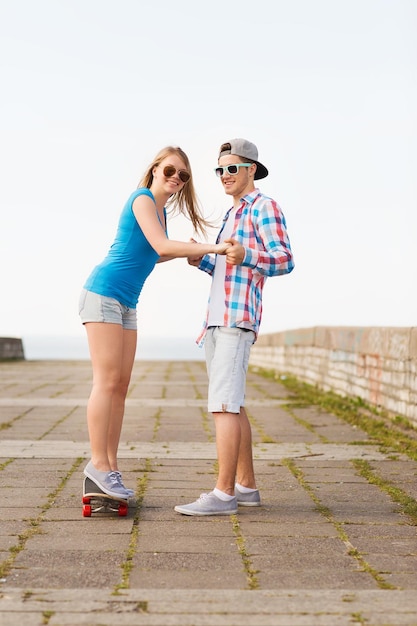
[1,0,416,357]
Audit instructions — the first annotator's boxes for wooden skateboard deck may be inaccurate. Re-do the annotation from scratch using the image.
[82,476,129,517]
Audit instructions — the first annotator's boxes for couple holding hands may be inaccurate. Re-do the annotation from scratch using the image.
[79,138,294,516]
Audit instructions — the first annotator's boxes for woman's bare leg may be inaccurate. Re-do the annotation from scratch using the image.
[107,328,137,470]
[85,322,136,471]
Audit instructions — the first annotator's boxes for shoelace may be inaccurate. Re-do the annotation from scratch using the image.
[114,471,124,486]
[108,471,124,488]
[198,493,210,502]
[114,471,130,490]
[112,471,133,496]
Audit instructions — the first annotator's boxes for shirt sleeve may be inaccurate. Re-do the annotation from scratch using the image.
[198,254,215,275]
[241,199,294,277]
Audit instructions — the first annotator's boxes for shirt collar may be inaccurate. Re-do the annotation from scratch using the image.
[222,188,261,222]
[240,188,260,204]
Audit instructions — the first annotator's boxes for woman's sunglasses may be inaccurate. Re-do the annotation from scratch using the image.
[162,165,190,183]
[214,163,253,177]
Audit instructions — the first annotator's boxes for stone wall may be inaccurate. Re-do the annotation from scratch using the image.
[250,326,417,423]
[0,337,25,360]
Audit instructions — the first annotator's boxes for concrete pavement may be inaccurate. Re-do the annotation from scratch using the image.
[0,358,417,625]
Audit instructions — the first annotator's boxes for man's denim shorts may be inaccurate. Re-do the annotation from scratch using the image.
[204,326,255,414]
[79,289,137,330]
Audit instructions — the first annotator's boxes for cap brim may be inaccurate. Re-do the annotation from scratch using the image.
[254,162,268,180]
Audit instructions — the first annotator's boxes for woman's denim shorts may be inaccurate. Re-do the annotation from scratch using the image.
[79,289,137,330]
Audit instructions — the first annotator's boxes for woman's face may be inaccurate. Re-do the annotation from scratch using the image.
[153,154,190,194]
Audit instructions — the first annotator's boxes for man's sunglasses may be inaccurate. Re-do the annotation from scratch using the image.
[162,165,190,183]
[214,163,253,177]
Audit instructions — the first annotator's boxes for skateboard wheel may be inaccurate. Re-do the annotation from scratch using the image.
[83,504,92,517]
[118,503,128,517]
[82,496,91,504]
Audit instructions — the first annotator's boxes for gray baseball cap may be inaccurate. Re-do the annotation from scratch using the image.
[218,138,268,180]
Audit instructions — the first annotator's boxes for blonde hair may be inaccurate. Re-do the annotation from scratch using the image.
[138,146,211,237]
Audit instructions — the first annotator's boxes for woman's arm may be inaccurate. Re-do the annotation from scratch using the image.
[132,195,228,257]
[156,255,176,263]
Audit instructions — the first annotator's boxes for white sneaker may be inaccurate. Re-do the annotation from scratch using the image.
[174,492,238,516]
[84,461,130,499]
[235,485,261,507]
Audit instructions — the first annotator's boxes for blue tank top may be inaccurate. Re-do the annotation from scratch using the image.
[83,188,166,308]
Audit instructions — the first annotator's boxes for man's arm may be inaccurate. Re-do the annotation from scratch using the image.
[224,200,294,276]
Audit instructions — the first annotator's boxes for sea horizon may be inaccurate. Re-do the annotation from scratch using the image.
[21,334,205,361]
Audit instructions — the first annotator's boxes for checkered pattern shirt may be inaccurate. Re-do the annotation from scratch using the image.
[196,188,294,345]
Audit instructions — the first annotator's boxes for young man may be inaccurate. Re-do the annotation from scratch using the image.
[174,139,294,516]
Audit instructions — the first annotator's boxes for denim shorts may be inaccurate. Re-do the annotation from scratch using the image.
[78,289,137,330]
[205,326,255,414]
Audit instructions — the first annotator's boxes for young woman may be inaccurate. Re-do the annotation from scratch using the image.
[79,146,228,498]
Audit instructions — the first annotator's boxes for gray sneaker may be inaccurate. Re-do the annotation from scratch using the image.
[235,485,261,507]
[114,471,134,498]
[174,492,238,516]
[84,461,130,499]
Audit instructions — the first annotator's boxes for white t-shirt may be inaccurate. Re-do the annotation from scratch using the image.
[207,207,237,326]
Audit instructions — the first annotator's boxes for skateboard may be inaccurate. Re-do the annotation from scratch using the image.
[82,476,129,517]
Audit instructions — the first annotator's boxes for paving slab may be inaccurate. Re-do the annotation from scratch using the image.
[0,359,417,625]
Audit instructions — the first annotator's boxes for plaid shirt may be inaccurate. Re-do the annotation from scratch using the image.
[196,188,294,346]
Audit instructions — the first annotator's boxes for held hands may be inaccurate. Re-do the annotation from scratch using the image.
[215,242,230,255]
[187,238,245,267]
[215,239,246,264]
[223,238,245,265]
[187,240,229,265]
